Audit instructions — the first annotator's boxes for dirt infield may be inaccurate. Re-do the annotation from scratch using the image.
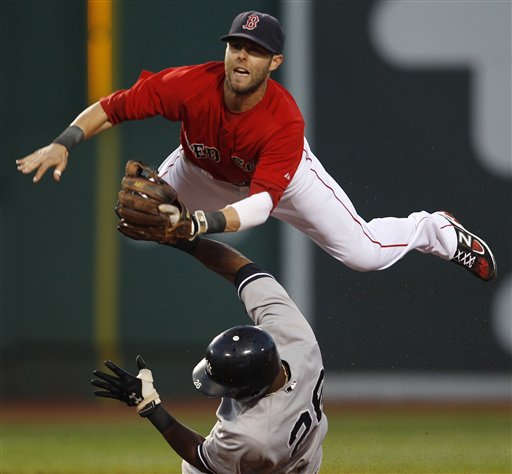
[3,398,509,423]
[1,399,218,423]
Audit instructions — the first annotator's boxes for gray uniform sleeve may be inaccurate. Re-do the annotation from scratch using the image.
[235,263,317,346]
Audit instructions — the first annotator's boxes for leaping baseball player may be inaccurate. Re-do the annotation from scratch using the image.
[91,236,327,473]
[16,11,497,282]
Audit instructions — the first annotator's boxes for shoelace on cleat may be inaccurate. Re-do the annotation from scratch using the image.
[453,249,476,268]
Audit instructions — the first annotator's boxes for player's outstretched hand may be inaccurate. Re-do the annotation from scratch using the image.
[16,143,69,183]
[91,355,161,417]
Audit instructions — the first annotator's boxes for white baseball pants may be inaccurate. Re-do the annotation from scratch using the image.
[159,140,456,272]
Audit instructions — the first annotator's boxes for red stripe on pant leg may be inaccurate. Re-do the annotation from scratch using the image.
[308,165,409,249]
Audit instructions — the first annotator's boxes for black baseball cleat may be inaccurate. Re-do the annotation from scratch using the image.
[436,211,497,281]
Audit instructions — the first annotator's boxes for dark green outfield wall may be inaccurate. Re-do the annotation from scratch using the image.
[2,1,510,399]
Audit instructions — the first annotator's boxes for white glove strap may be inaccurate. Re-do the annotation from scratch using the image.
[193,210,208,235]
[136,390,161,412]
[136,368,161,412]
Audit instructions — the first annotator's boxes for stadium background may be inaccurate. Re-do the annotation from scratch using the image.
[1,0,510,409]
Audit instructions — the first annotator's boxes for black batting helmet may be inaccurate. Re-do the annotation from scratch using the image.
[192,325,281,403]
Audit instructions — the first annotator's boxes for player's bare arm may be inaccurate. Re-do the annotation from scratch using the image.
[146,410,207,471]
[181,237,253,283]
[16,102,111,183]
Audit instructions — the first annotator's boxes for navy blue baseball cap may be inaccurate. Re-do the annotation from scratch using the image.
[220,11,285,55]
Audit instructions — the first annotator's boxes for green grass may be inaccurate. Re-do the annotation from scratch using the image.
[321,409,511,473]
[2,421,183,473]
[1,404,510,473]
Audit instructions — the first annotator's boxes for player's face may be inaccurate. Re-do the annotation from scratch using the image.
[224,39,283,95]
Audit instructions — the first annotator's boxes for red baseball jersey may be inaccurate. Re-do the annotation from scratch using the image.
[100,61,305,207]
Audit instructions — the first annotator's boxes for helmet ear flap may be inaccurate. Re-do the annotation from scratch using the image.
[192,325,281,402]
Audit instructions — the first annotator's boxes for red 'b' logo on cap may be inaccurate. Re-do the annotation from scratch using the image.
[242,14,260,30]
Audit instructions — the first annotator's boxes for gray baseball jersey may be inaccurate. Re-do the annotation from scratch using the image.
[183,265,328,474]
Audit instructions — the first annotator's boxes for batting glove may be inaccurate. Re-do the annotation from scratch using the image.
[91,355,161,417]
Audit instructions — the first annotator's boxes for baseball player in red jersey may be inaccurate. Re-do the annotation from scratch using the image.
[17,11,497,282]
[91,237,327,473]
